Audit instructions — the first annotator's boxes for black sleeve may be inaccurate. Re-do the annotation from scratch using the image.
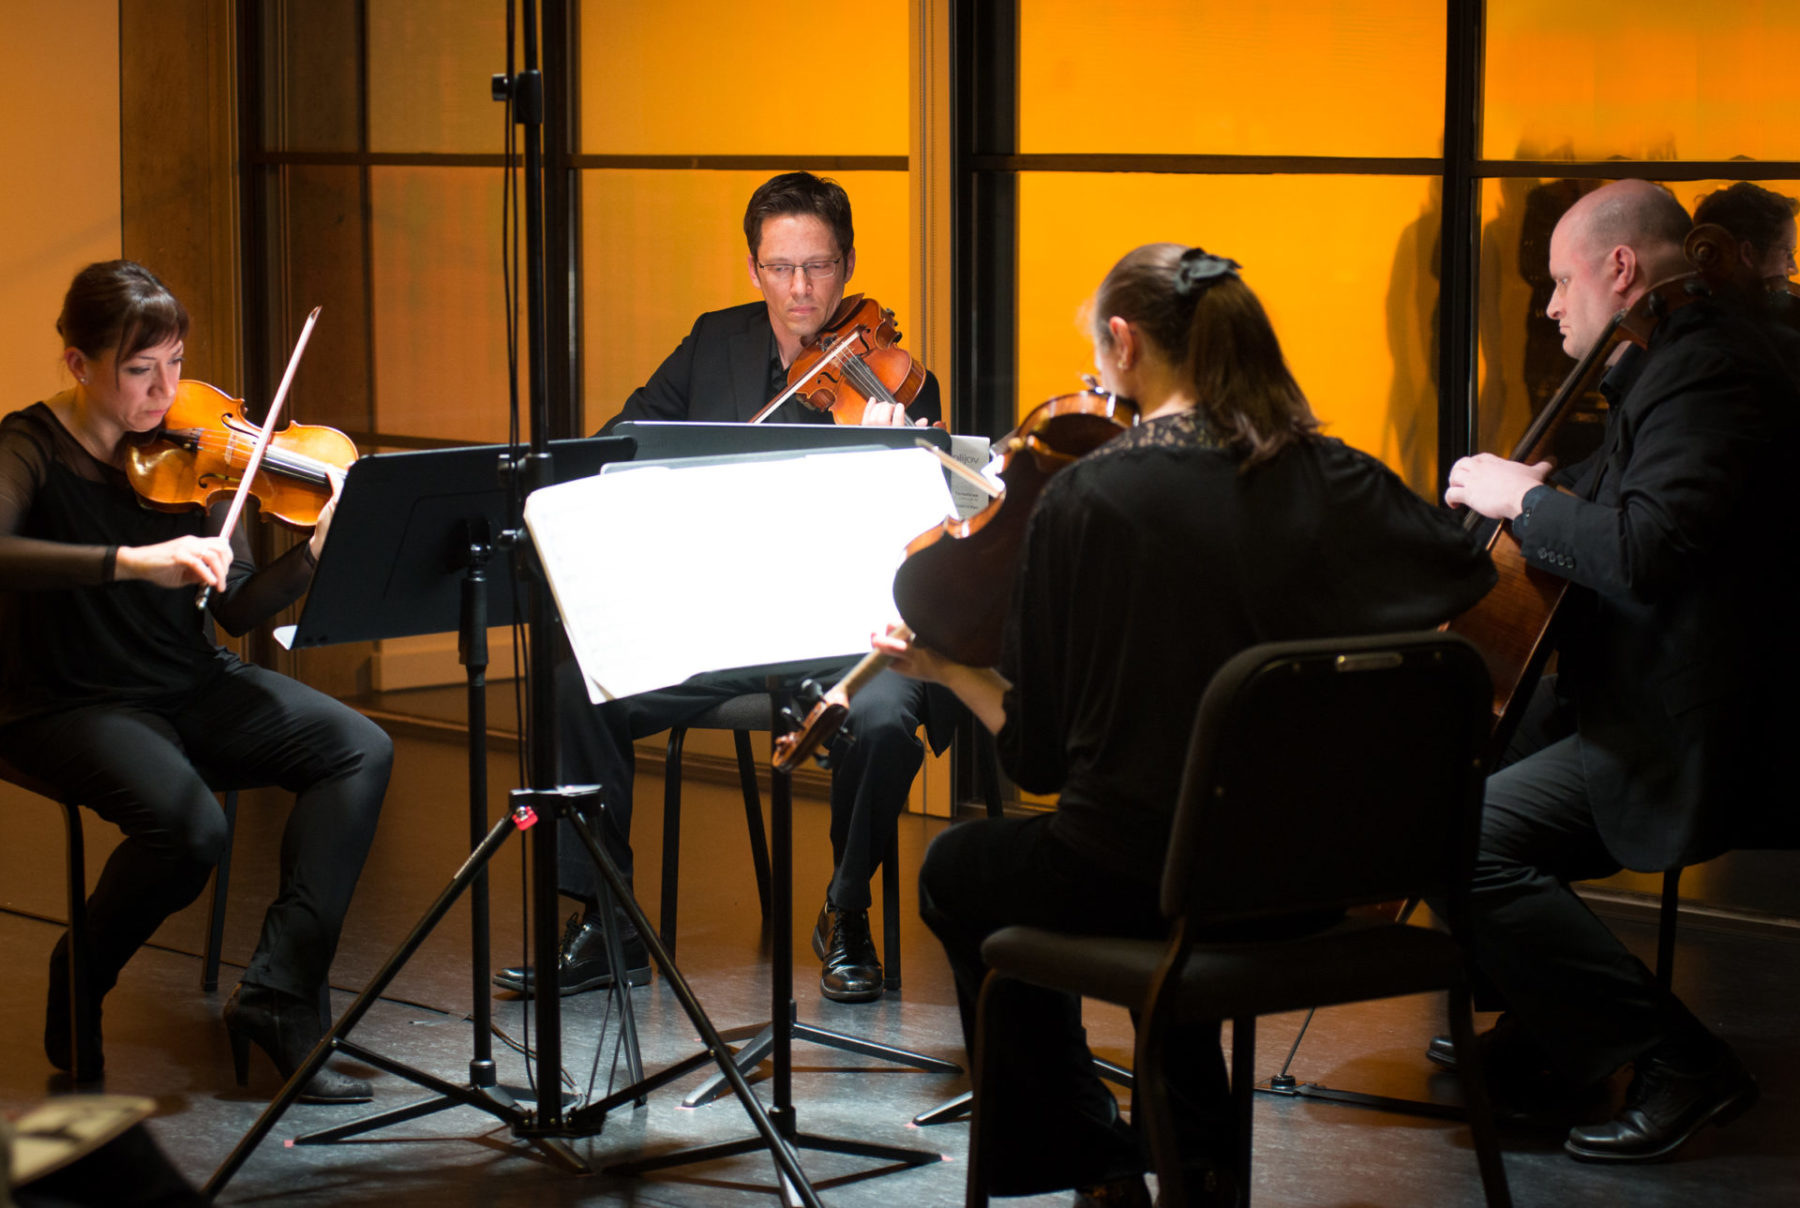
[208,509,315,637]
[0,420,110,588]
[1510,345,1778,600]
[911,369,942,426]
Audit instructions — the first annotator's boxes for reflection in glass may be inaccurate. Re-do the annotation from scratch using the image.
[1476,176,1800,466]
[1019,172,1442,495]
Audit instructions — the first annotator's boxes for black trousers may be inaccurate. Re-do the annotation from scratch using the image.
[0,660,390,1002]
[918,813,1230,1196]
[555,656,945,914]
[1470,682,1710,1086]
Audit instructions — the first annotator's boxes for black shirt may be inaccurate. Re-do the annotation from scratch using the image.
[997,412,1496,884]
[0,400,313,725]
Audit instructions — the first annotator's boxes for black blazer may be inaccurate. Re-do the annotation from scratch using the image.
[603,301,942,430]
[1513,302,1799,868]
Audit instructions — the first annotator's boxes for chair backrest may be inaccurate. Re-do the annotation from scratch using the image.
[1163,631,1490,930]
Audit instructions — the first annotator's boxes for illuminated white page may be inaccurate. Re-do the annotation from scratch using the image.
[525,446,956,702]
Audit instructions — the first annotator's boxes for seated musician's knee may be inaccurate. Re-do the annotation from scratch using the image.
[166,793,232,866]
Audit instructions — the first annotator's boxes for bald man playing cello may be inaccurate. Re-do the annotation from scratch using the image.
[1444,178,1798,1163]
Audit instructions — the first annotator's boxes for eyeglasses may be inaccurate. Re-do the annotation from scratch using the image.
[756,257,842,283]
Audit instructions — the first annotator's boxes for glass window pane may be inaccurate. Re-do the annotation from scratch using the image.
[1019,172,1443,494]
[579,4,908,155]
[1476,175,1800,465]
[1485,2,1800,161]
[269,165,375,437]
[367,0,509,153]
[581,169,916,432]
[1020,0,1445,157]
[368,167,516,442]
[262,0,363,152]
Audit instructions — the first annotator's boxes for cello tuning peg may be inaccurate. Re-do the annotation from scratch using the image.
[793,679,825,709]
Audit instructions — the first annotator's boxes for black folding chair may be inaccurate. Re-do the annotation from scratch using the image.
[967,631,1510,1207]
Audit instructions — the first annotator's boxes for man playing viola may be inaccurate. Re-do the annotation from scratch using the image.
[494,171,951,1004]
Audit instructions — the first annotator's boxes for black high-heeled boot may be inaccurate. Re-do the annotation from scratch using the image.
[43,932,104,1080]
[222,982,373,1104]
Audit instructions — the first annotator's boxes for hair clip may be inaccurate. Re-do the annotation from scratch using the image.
[1174,248,1242,297]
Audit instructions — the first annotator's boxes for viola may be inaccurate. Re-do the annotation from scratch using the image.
[750,294,930,425]
[125,379,357,530]
[772,387,1139,773]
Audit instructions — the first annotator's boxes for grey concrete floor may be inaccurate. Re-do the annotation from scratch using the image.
[3,720,1797,1206]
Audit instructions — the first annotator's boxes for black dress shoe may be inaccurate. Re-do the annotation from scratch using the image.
[1426,1013,1547,1073]
[811,903,882,1003]
[492,911,651,996]
[222,982,373,1104]
[1565,1045,1758,1162]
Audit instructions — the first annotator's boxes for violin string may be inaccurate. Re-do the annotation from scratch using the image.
[840,349,899,407]
[163,429,336,484]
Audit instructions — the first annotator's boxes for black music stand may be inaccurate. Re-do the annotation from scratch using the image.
[207,437,638,1186]
[532,432,958,1193]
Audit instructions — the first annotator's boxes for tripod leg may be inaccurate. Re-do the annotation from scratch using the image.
[207,807,542,1198]
[562,807,823,1208]
[597,886,646,1098]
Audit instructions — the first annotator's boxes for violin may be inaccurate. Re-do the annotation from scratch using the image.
[125,379,357,530]
[750,294,929,425]
[772,387,1139,772]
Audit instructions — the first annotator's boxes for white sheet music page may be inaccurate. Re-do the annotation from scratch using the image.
[524,445,957,702]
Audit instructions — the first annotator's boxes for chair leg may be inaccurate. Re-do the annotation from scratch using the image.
[1229,1017,1255,1208]
[1656,866,1683,992]
[661,728,686,959]
[964,971,1004,1208]
[881,829,902,991]
[1450,983,1514,1208]
[61,803,99,1081]
[731,730,772,922]
[1136,996,1192,1207]
[202,789,239,992]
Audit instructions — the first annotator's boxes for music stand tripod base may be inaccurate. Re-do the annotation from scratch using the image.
[607,683,943,1194]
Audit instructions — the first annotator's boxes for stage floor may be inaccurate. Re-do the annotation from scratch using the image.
[2,723,1796,1206]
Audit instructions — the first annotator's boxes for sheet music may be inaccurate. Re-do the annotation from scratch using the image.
[526,446,958,702]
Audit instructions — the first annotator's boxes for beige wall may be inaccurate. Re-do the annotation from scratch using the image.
[0,1,122,402]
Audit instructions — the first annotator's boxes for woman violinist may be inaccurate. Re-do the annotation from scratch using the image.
[876,244,1496,1204]
[0,260,389,1102]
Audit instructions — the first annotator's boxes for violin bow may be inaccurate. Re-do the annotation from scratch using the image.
[194,306,323,610]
